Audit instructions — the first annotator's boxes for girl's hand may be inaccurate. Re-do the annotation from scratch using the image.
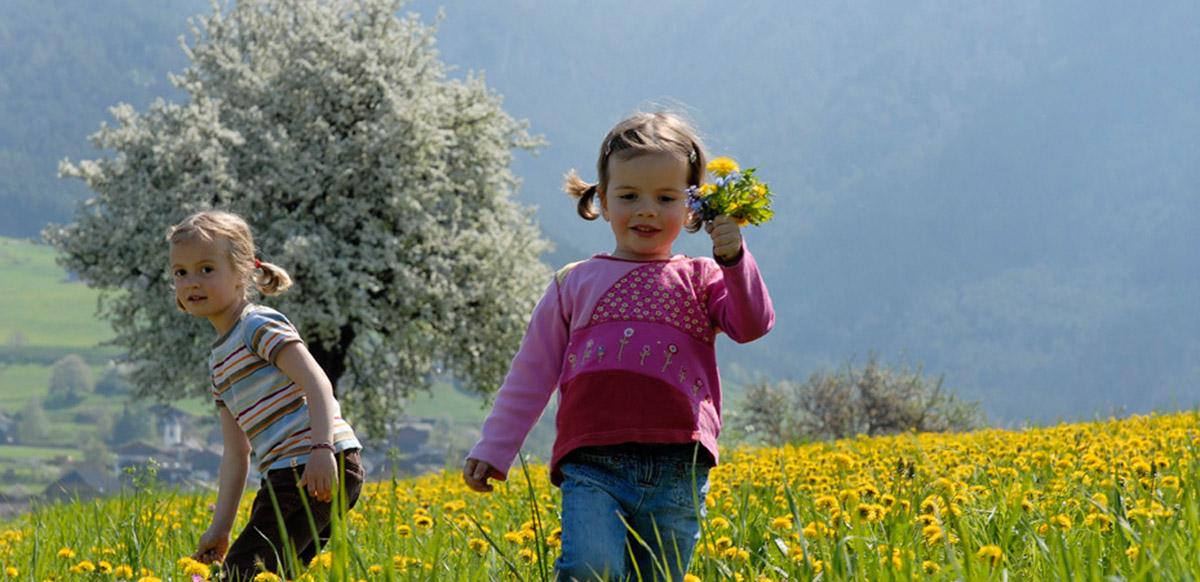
[463,458,497,493]
[193,526,230,564]
[298,449,338,503]
[707,214,743,261]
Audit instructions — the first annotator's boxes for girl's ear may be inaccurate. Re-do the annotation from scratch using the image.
[598,189,609,221]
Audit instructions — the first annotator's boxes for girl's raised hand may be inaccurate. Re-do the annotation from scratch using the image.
[463,457,497,493]
[707,214,743,261]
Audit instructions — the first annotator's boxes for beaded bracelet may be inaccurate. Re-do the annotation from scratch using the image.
[310,442,335,453]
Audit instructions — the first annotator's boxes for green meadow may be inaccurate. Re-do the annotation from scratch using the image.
[0,237,116,356]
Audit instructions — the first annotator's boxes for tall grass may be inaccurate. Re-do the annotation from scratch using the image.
[1,412,1199,580]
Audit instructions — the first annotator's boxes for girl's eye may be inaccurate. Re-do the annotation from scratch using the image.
[173,269,186,277]
[619,193,637,200]
[660,195,678,203]
[201,266,214,274]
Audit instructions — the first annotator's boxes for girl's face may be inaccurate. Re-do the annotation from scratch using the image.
[600,151,690,261]
[170,236,247,332]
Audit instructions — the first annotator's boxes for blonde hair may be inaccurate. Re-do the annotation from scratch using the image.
[166,211,292,311]
[564,111,708,232]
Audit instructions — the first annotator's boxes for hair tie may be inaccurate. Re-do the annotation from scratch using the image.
[254,258,262,269]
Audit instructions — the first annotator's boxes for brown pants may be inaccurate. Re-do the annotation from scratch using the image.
[223,449,365,581]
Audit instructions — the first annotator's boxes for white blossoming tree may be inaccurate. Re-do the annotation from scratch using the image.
[45,0,550,435]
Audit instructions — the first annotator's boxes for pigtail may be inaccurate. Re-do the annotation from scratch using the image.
[254,261,293,296]
[563,170,601,221]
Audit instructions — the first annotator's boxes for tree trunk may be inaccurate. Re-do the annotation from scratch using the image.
[309,324,355,399]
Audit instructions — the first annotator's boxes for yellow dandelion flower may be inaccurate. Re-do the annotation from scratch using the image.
[98,560,113,574]
[57,547,76,559]
[136,577,163,582]
[1051,514,1072,531]
[368,564,383,575]
[73,560,97,574]
[707,157,740,177]
[395,524,412,538]
[468,538,489,555]
[114,565,134,578]
[1085,513,1114,532]
[1162,475,1181,489]
[1132,458,1152,476]
[1126,545,1139,560]
[253,572,282,582]
[802,522,820,539]
[923,523,944,545]
[838,489,860,505]
[684,575,702,582]
[976,545,1003,567]
[709,516,730,529]
[922,560,941,574]
[517,548,538,565]
[309,552,334,570]
[414,515,434,529]
[771,516,793,530]
[933,477,956,493]
[182,560,209,578]
[4,567,16,578]
[815,495,839,512]
[697,183,717,198]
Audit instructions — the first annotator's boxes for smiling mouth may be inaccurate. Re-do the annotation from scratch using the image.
[631,225,660,233]
[187,295,207,303]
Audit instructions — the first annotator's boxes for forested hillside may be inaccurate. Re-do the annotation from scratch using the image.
[3,0,1197,422]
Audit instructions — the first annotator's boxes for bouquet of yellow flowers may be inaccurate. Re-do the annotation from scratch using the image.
[686,156,774,227]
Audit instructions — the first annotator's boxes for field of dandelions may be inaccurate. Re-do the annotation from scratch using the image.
[2,412,1199,581]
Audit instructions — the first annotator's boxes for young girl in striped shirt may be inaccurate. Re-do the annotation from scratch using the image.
[169,210,363,581]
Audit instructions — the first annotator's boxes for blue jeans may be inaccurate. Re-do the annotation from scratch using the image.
[555,443,712,582]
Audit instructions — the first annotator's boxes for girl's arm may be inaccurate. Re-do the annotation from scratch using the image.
[193,405,251,564]
[706,216,775,343]
[466,277,569,484]
[274,342,340,503]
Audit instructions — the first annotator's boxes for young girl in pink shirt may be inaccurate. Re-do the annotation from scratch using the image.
[463,112,774,581]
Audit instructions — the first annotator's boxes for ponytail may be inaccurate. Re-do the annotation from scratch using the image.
[563,170,601,221]
[253,260,293,296]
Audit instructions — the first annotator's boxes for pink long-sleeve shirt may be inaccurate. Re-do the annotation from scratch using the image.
[469,244,775,485]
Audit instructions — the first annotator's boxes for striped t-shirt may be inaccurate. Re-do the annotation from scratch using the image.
[209,304,361,472]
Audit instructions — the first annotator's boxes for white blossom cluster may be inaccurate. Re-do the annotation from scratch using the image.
[45,0,551,435]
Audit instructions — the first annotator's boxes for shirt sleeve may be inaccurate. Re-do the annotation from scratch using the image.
[467,277,570,480]
[212,378,227,408]
[706,242,776,343]
[241,308,304,364]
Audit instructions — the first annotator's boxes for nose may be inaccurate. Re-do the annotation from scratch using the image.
[634,200,657,217]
